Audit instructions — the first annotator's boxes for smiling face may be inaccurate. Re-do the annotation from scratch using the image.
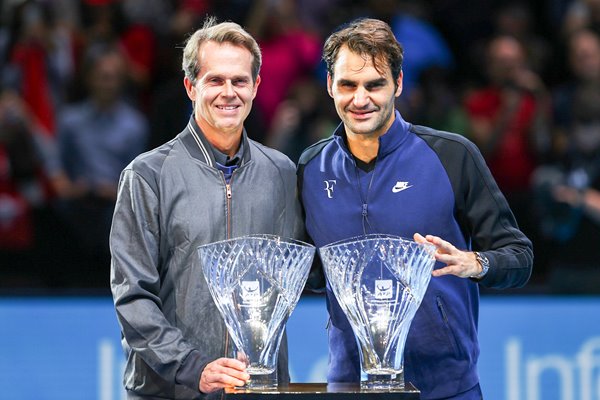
[184,41,260,140]
[327,45,402,140]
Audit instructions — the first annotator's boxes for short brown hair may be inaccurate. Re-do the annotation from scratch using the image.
[323,18,403,81]
[182,16,262,84]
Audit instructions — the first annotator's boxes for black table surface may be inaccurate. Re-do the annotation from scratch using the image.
[224,382,420,399]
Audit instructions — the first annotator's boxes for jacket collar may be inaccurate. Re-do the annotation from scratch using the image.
[333,110,411,160]
[181,115,251,167]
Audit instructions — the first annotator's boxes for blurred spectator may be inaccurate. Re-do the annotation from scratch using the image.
[0,0,596,292]
[168,0,211,38]
[147,0,206,150]
[409,66,469,135]
[79,0,125,45]
[532,85,600,293]
[531,29,600,293]
[384,0,454,99]
[295,0,345,38]
[0,88,52,286]
[493,2,552,79]
[563,0,600,37]
[552,29,600,156]
[246,0,322,138]
[49,43,148,287]
[464,35,550,194]
[267,77,337,163]
[76,0,160,110]
[464,35,551,284]
[2,0,75,136]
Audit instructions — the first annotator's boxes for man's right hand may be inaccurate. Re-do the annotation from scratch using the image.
[199,358,250,393]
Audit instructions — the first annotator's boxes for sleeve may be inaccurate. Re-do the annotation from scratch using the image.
[296,156,326,293]
[110,168,209,392]
[454,140,534,289]
[278,154,305,242]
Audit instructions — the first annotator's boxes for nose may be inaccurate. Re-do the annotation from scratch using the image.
[223,80,235,97]
[353,86,369,108]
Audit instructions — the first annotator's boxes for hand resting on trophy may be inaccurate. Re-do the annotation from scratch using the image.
[413,233,482,279]
[199,357,250,393]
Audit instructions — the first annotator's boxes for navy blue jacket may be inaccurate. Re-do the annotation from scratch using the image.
[297,112,533,399]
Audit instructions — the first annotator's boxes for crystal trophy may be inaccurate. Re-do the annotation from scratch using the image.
[197,234,315,390]
[319,234,436,390]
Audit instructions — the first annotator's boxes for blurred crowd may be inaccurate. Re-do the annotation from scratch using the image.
[1,0,600,293]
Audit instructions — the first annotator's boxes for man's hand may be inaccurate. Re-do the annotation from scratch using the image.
[414,233,481,278]
[199,358,249,393]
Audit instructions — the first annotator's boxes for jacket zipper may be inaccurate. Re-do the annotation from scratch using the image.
[436,295,460,355]
[354,158,378,235]
[225,182,232,238]
[222,171,235,380]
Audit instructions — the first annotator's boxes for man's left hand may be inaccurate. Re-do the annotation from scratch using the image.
[413,233,482,278]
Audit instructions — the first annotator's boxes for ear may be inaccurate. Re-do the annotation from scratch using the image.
[326,73,334,98]
[183,77,196,101]
[395,71,403,98]
[252,75,261,99]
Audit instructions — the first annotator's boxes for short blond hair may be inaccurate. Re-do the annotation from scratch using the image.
[182,16,262,84]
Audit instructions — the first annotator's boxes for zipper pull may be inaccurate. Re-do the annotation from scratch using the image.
[226,184,232,199]
[362,203,368,217]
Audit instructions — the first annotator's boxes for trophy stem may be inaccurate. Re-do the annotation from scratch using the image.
[361,372,405,390]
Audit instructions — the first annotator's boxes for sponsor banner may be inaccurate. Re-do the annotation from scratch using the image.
[0,296,599,400]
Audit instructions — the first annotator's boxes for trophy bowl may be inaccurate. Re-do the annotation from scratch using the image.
[197,234,315,390]
[319,234,436,390]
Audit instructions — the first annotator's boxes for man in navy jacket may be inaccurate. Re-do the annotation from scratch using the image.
[298,18,533,400]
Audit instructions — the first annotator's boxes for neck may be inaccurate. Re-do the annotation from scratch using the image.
[197,119,242,158]
[346,131,379,163]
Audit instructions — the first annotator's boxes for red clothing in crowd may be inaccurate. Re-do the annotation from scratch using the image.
[255,30,321,129]
[465,87,538,193]
[10,42,55,136]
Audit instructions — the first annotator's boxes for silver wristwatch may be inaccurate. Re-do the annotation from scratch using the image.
[471,251,489,279]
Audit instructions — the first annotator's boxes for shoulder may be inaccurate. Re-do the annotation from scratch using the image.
[411,125,481,158]
[125,137,179,191]
[411,125,497,192]
[298,135,335,167]
[248,139,296,172]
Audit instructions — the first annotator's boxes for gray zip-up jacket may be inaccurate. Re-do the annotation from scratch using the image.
[110,117,303,399]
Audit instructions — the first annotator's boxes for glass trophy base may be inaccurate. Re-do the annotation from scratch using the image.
[237,371,278,391]
[361,372,405,391]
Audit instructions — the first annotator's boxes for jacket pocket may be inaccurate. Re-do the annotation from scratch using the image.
[435,295,462,358]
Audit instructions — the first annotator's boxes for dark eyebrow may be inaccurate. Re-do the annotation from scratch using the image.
[337,79,356,86]
[366,78,387,86]
[336,78,388,87]
[204,74,250,81]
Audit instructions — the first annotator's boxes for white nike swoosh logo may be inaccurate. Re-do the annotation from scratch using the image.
[392,183,413,193]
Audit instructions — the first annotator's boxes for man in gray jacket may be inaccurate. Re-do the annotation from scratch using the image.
[110,18,303,399]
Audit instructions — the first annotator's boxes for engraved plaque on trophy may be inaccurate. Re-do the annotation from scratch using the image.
[319,234,436,390]
[198,235,316,390]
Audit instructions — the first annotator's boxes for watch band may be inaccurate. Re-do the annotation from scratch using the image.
[471,251,489,279]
